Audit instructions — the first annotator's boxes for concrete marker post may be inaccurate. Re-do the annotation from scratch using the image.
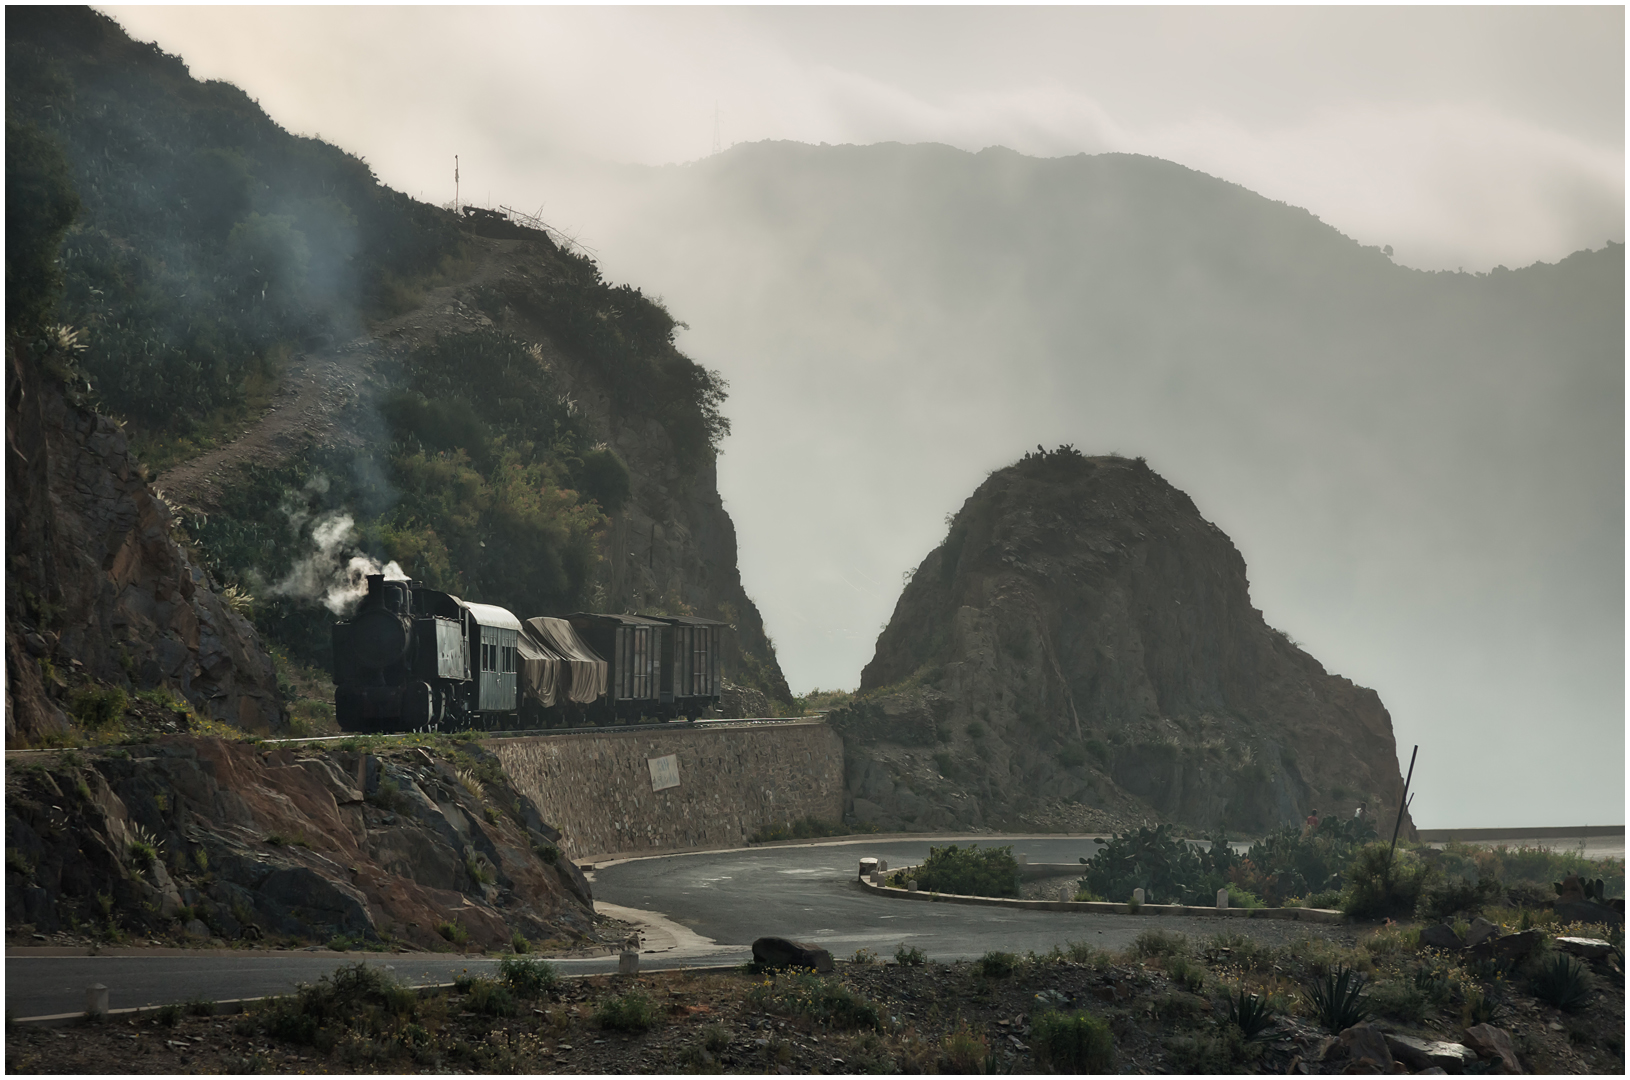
[86,984,108,1018]
[618,951,639,974]
[1133,888,1145,905]
[1217,888,1229,910]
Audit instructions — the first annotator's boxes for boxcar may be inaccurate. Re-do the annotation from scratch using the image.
[641,614,725,719]
[566,612,670,721]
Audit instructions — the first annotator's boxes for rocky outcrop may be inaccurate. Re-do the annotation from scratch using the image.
[474,237,791,703]
[5,736,597,950]
[841,448,1414,836]
[6,342,280,742]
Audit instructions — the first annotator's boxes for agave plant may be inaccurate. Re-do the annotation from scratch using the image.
[1306,964,1372,1033]
[1225,986,1278,1039]
[1530,952,1594,1012]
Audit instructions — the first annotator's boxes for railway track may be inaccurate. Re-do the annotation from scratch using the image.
[2,715,822,755]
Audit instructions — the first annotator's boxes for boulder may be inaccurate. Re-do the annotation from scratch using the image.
[1470,928,1543,963]
[1463,917,1499,949]
[1462,1024,1520,1074]
[1325,1023,1394,1072]
[1384,1034,1477,1074]
[752,936,834,973]
[1419,923,1465,950]
[1552,899,1623,925]
[1554,936,1615,962]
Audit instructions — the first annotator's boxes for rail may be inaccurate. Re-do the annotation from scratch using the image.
[2,715,822,755]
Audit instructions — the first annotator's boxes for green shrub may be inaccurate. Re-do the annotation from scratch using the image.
[894,944,927,967]
[912,843,1020,898]
[462,977,517,1017]
[703,1023,731,1053]
[1530,952,1594,1011]
[1342,843,1431,919]
[1078,823,1209,905]
[1366,979,1428,1022]
[1133,929,1190,959]
[1030,1010,1115,1073]
[1417,873,1504,921]
[258,963,418,1050]
[510,932,530,954]
[938,1020,990,1073]
[576,447,631,515]
[70,687,127,729]
[435,920,469,945]
[1165,954,1207,993]
[497,954,557,996]
[594,990,656,1032]
[978,951,1018,978]
[746,974,882,1031]
[1063,939,1112,967]
[1165,1027,1247,1072]
[1057,744,1087,769]
[155,1002,183,1027]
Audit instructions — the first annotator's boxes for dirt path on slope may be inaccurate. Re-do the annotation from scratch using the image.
[152,234,527,514]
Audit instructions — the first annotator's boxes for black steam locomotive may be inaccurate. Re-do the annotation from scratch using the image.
[332,574,723,733]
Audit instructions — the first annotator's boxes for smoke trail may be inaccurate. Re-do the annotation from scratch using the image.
[265,511,407,616]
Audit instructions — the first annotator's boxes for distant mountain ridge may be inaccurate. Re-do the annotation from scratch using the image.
[575,138,1623,826]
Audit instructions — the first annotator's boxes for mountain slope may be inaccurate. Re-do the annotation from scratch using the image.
[5,7,790,708]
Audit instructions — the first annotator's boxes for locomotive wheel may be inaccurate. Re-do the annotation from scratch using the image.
[336,688,369,733]
[403,681,434,730]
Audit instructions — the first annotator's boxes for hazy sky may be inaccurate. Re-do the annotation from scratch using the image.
[109,5,1622,273]
[103,6,1624,827]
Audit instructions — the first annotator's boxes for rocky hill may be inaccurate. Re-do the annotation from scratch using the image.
[6,735,603,952]
[834,448,1414,838]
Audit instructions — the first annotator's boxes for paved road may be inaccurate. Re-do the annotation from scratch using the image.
[7,835,1352,1019]
[588,835,1317,969]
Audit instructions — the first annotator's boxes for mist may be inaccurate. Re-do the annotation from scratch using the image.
[103,7,1623,828]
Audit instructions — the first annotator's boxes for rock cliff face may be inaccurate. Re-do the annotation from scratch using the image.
[836,449,1413,837]
[5,736,598,949]
[392,234,792,702]
[5,342,280,741]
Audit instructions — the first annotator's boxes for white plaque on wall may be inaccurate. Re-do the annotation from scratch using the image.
[648,754,680,792]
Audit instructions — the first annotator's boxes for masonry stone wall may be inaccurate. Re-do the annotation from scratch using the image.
[487,720,844,860]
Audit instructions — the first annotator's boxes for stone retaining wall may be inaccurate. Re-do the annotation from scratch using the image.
[488,721,844,860]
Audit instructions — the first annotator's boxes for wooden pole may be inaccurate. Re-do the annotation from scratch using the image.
[1386,744,1418,881]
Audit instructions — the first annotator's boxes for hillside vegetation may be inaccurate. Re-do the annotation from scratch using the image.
[7,7,782,698]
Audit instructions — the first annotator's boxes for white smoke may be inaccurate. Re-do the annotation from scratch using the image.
[325,553,409,616]
[265,510,408,616]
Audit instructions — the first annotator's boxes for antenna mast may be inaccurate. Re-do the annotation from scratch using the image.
[454,155,460,214]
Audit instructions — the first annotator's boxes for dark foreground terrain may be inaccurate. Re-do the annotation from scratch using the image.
[8,919,1622,1074]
